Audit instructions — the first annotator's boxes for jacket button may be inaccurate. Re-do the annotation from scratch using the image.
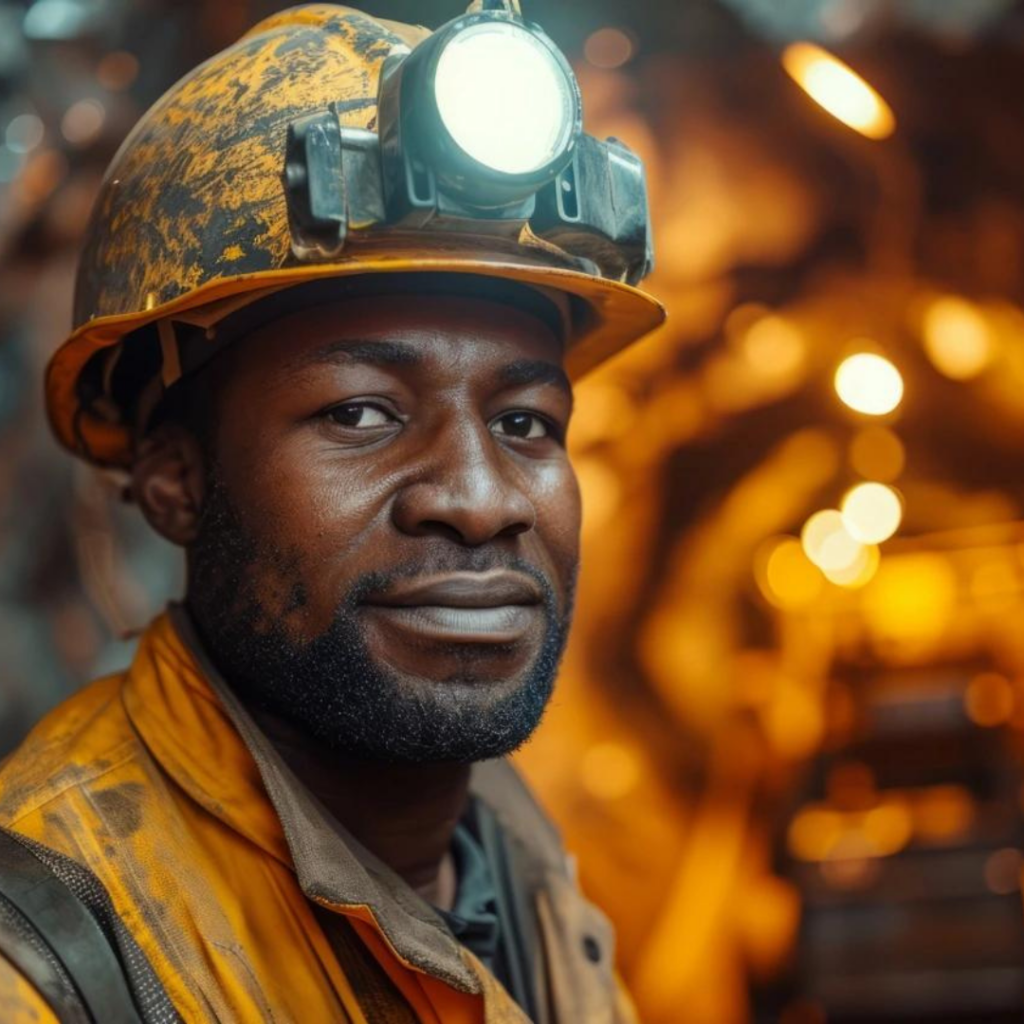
[582,935,602,963]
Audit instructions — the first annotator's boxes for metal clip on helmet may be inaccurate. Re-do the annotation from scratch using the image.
[48,2,665,468]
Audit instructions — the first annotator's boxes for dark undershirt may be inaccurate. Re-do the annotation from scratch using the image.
[435,799,540,1021]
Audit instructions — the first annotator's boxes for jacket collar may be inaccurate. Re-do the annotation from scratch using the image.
[122,607,567,996]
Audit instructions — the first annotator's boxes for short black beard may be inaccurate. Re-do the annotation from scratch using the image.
[186,470,575,764]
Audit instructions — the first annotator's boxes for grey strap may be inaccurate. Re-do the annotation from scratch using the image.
[0,827,143,1023]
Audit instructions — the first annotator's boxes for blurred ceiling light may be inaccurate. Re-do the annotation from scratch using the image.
[821,541,879,589]
[757,537,824,609]
[801,509,863,572]
[849,426,905,482]
[862,554,958,645]
[788,798,911,862]
[583,27,635,70]
[788,807,843,861]
[782,42,895,140]
[740,313,806,380]
[841,482,902,544]
[61,98,105,146]
[5,112,44,154]
[913,785,974,842]
[834,352,904,416]
[96,50,139,91]
[922,295,996,380]
[23,0,105,41]
[964,672,1015,728]
[861,801,912,855]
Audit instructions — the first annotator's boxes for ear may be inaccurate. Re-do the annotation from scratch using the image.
[131,426,207,547]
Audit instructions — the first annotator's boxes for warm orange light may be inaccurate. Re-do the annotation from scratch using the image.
[922,296,996,380]
[849,427,905,482]
[801,510,863,573]
[740,314,806,381]
[861,802,912,855]
[964,672,1015,728]
[782,42,896,140]
[822,542,880,589]
[841,482,903,544]
[834,353,904,415]
[913,785,975,842]
[580,741,642,800]
[757,537,825,610]
[861,554,958,646]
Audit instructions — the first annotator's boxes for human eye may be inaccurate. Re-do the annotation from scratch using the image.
[490,411,561,443]
[322,401,399,435]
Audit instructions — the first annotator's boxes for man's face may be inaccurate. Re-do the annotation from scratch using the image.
[185,290,580,763]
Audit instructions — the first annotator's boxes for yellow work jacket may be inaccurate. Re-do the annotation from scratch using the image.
[0,610,637,1023]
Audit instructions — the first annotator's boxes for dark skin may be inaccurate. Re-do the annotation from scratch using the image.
[132,292,580,908]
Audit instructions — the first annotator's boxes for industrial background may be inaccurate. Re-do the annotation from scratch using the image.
[3,0,1024,1021]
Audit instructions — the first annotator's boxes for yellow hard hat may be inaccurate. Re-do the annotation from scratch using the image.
[48,3,665,467]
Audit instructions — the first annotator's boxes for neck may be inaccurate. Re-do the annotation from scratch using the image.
[253,710,470,909]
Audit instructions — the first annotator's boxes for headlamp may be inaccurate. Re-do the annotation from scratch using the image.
[284,2,653,285]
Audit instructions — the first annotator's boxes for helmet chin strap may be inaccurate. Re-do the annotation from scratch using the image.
[466,0,522,13]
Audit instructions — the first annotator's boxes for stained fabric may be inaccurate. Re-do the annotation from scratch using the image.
[0,610,637,1023]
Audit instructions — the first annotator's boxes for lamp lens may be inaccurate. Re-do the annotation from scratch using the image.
[434,22,575,176]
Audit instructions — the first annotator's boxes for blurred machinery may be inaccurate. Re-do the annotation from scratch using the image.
[4,1,1024,1022]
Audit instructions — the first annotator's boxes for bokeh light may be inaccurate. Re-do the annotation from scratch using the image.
[61,98,105,146]
[801,509,863,572]
[821,541,880,588]
[861,555,959,646]
[757,537,826,609]
[739,313,806,381]
[849,426,906,482]
[96,50,139,91]
[921,295,996,380]
[781,42,896,140]
[834,352,904,416]
[584,27,635,69]
[964,672,1015,728]
[5,112,44,153]
[983,848,1023,895]
[841,482,903,544]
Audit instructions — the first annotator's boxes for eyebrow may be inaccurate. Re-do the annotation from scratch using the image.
[286,339,424,373]
[499,359,572,398]
[283,341,571,397]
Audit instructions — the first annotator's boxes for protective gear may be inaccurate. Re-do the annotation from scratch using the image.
[0,613,638,1023]
[46,4,664,468]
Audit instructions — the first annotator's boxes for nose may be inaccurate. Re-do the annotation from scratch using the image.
[391,421,536,546]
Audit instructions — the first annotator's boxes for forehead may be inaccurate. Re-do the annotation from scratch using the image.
[229,292,567,386]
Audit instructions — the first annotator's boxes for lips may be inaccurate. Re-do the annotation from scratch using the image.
[365,571,542,609]
[362,571,543,645]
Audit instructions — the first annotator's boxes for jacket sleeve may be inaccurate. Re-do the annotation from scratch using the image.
[0,953,61,1024]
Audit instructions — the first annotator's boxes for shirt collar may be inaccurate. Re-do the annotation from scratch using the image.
[124,606,480,994]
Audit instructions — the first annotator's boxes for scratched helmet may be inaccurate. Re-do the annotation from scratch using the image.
[47,1,665,467]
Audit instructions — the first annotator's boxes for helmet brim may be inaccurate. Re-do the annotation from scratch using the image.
[47,252,666,468]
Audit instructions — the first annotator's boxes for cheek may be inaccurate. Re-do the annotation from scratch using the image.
[217,433,395,628]
[531,464,582,579]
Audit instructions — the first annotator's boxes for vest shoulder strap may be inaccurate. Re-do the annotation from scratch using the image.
[0,826,145,1024]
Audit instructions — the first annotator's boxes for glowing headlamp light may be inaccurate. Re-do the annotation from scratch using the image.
[284,3,653,284]
[377,9,582,211]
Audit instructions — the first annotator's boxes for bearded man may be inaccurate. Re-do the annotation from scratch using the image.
[0,3,664,1021]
